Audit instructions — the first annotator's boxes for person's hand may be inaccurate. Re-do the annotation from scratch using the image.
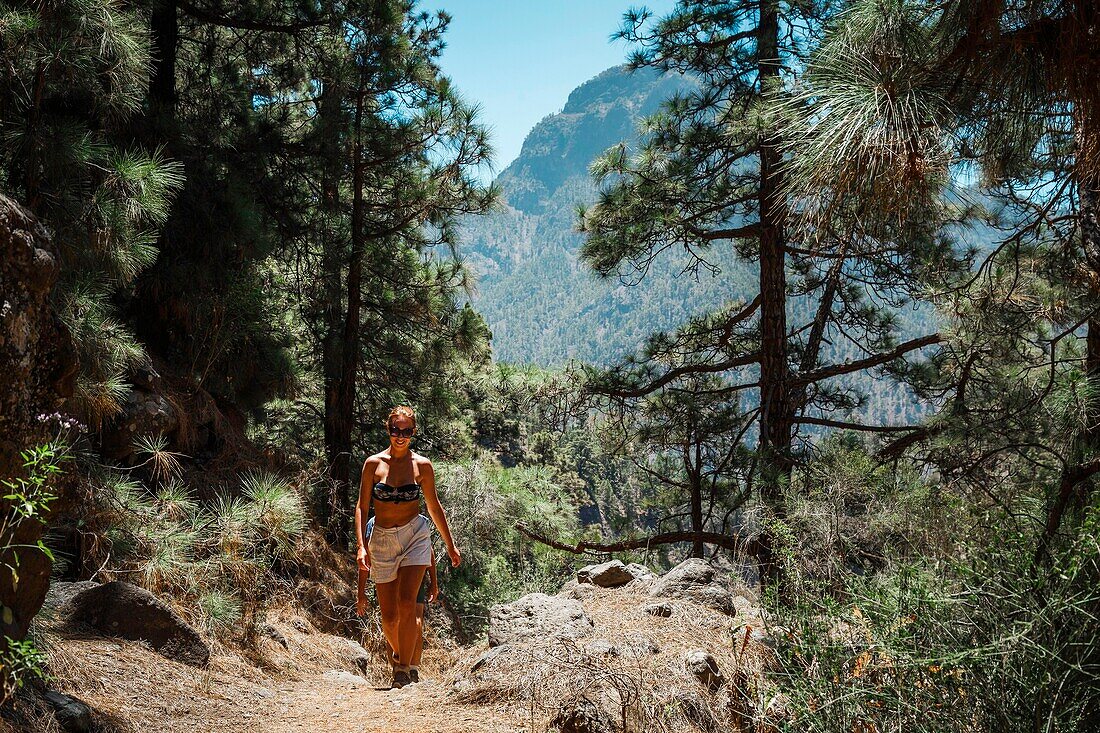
[446,543,462,568]
[427,581,440,604]
[357,546,370,572]
[356,594,369,617]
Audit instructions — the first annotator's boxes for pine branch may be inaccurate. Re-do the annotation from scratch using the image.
[792,334,942,385]
[589,351,762,399]
[515,523,749,555]
[177,1,329,33]
[794,416,920,433]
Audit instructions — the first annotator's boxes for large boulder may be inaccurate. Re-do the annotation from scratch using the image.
[488,593,594,648]
[42,581,100,618]
[67,581,210,667]
[648,558,741,616]
[0,195,77,664]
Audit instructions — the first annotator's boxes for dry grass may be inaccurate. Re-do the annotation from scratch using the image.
[445,582,780,733]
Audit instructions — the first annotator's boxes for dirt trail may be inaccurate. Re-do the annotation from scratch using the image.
[38,635,523,733]
[268,674,520,733]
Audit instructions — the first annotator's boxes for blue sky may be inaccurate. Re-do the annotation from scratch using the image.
[435,1,677,179]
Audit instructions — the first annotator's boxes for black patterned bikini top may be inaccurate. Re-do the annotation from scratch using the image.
[372,480,421,503]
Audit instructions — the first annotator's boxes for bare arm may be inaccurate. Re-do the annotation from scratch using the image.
[355,457,377,552]
[420,461,461,567]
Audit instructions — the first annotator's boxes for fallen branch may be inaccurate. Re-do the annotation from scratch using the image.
[515,523,751,555]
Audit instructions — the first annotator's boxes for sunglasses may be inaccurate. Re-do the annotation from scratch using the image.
[388,425,415,438]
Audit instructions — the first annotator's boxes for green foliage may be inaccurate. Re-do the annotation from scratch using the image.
[0,0,185,428]
[0,635,47,702]
[772,505,1100,733]
[434,458,579,635]
[82,465,308,637]
[1,442,67,703]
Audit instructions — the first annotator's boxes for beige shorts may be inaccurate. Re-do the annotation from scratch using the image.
[368,514,432,584]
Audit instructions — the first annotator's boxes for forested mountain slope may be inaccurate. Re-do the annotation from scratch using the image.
[458,65,974,425]
[459,66,756,366]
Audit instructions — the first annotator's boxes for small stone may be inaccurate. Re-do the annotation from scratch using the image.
[584,639,618,657]
[684,649,726,692]
[258,622,289,648]
[577,559,635,588]
[43,690,93,733]
[549,695,614,733]
[321,669,367,687]
[642,602,672,618]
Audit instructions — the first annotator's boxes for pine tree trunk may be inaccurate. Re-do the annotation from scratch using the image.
[754,0,793,592]
[1041,115,1100,559]
[149,0,178,122]
[319,72,347,544]
[329,79,368,550]
[688,440,704,558]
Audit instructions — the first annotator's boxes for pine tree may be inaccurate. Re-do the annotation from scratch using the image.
[578,1,962,588]
[782,0,1100,560]
[0,0,184,427]
[294,2,495,544]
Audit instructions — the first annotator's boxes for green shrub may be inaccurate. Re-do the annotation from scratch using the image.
[81,465,308,638]
[1,441,68,702]
[767,446,1100,733]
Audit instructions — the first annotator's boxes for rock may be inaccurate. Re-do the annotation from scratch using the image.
[322,669,368,687]
[343,638,371,673]
[42,581,100,619]
[470,644,511,673]
[642,601,672,618]
[625,562,656,582]
[618,635,659,656]
[43,690,93,732]
[258,622,288,648]
[99,388,179,459]
[577,560,634,588]
[559,579,596,601]
[488,593,594,647]
[0,194,77,650]
[68,581,210,667]
[584,639,618,657]
[732,594,756,617]
[648,558,738,615]
[684,649,726,692]
[549,695,616,733]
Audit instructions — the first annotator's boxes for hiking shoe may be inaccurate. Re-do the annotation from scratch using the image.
[391,670,411,689]
[409,668,420,683]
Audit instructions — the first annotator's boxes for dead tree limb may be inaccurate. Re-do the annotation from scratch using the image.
[515,523,751,555]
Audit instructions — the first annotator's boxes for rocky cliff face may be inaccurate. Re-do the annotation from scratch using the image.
[0,194,77,649]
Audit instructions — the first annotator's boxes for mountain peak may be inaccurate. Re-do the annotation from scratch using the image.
[497,65,692,215]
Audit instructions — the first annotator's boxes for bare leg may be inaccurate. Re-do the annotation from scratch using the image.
[395,565,428,667]
[374,579,401,664]
[412,602,426,668]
